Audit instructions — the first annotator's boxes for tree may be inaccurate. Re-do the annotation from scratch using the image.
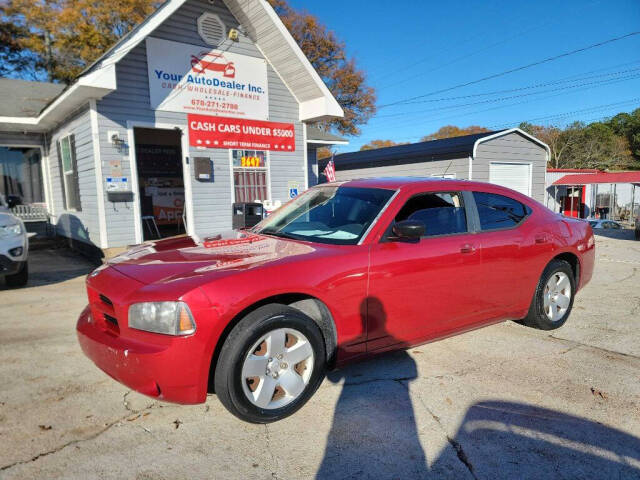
[420,125,490,142]
[268,0,376,136]
[519,119,637,170]
[606,108,640,159]
[360,139,406,151]
[1,0,161,83]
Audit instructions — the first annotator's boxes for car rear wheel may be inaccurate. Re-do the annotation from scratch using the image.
[214,304,326,423]
[519,259,575,330]
[5,262,28,287]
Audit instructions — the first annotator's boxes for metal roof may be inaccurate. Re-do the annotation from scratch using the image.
[0,79,65,117]
[332,130,506,170]
[553,171,640,186]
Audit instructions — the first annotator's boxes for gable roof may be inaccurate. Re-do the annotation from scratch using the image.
[330,128,549,170]
[0,0,342,132]
[0,79,65,118]
[306,125,348,145]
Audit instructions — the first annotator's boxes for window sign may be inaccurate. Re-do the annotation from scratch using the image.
[232,150,268,203]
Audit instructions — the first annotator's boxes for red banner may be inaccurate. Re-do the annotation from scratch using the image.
[188,114,295,151]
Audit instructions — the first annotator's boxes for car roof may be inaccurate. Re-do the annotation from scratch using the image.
[321,177,540,208]
[332,177,514,194]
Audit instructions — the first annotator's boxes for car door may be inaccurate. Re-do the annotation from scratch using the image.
[470,191,554,318]
[367,190,488,352]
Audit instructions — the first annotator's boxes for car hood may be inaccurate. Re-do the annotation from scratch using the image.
[108,231,319,285]
[0,212,20,227]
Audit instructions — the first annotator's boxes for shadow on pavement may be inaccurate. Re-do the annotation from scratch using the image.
[1,248,96,289]
[317,300,640,479]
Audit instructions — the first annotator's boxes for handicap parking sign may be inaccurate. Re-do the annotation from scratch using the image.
[288,181,299,199]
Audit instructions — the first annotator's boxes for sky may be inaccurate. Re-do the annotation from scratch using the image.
[288,0,640,152]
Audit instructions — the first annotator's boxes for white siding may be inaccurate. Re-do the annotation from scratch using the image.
[47,104,102,246]
[335,157,469,181]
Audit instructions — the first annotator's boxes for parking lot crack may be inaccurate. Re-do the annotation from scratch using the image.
[0,403,156,473]
[398,379,478,480]
[263,424,279,480]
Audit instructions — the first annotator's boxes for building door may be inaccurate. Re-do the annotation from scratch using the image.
[133,127,185,240]
[489,162,532,197]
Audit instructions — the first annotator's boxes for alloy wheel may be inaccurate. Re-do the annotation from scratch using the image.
[241,328,314,409]
[543,271,572,322]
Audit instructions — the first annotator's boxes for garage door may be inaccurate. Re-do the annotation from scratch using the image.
[489,162,531,197]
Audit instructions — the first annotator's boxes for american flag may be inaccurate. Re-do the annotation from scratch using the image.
[323,157,336,182]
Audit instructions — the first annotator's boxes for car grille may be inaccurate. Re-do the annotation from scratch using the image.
[104,313,118,327]
[88,289,120,335]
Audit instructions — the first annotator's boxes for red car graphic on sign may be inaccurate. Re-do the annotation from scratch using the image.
[191,52,235,78]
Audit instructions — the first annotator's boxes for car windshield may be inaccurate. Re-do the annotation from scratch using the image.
[589,221,598,227]
[253,186,395,245]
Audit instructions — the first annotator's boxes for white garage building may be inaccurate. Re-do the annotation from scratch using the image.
[325,128,550,203]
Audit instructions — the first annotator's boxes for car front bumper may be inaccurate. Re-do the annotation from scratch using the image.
[0,232,28,276]
[77,306,209,404]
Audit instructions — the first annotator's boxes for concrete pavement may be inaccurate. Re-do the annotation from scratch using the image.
[1,234,639,479]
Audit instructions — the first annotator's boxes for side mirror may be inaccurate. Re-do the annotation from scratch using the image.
[391,220,425,241]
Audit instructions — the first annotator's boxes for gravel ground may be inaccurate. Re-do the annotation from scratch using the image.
[1,232,639,479]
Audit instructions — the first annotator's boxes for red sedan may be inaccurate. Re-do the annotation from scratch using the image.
[77,178,594,423]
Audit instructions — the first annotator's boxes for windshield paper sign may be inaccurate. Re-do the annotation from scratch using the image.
[146,37,268,119]
[188,114,296,151]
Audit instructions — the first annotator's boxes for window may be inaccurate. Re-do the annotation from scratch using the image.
[473,192,530,230]
[255,186,394,245]
[57,135,81,211]
[0,147,44,205]
[395,192,467,237]
[232,150,268,203]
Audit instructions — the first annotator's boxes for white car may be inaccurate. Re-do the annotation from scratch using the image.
[0,196,28,287]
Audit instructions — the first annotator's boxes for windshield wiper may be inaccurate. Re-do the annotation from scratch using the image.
[258,230,298,240]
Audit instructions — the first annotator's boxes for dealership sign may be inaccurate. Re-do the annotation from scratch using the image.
[146,37,268,119]
[188,114,295,151]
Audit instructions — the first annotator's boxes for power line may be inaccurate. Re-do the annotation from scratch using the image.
[380,62,640,108]
[362,98,640,145]
[373,71,640,119]
[363,75,640,133]
[378,31,640,109]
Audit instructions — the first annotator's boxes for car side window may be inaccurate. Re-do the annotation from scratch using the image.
[394,192,467,237]
[473,191,531,231]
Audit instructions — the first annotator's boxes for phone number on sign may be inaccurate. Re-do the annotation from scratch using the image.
[191,99,239,110]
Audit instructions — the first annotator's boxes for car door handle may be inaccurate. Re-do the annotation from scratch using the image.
[460,243,477,254]
[535,234,549,244]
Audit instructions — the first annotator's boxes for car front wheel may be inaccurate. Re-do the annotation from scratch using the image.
[214,304,326,423]
[519,259,575,330]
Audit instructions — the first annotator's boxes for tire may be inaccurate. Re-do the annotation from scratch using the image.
[519,259,575,330]
[5,262,28,287]
[214,303,326,423]
[635,227,640,241]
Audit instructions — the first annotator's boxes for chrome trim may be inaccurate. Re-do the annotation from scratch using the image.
[358,189,401,245]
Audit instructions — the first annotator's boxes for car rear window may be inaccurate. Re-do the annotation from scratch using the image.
[473,192,531,230]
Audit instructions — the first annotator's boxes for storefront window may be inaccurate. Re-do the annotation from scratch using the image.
[232,150,268,203]
[0,146,44,206]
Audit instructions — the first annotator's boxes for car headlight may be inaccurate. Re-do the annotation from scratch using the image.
[128,301,196,336]
[0,223,22,238]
